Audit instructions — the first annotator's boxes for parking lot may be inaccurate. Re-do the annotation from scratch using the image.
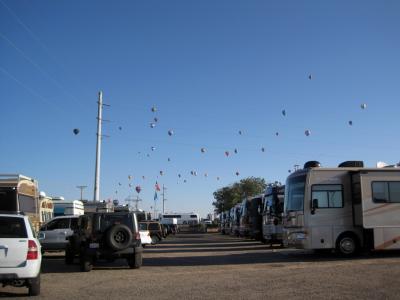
[1,233,400,299]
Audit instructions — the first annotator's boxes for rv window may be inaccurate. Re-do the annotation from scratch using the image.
[18,194,36,213]
[372,182,400,203]
[311,185,343,208]
[0,187,18,211]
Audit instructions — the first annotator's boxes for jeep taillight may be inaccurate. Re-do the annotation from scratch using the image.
[135,232,140,240]
[27,240,39,260]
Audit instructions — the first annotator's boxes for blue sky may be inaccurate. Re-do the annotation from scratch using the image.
[1,0,399,217]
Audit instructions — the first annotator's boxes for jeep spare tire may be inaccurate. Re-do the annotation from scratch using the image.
[105,224,133,251]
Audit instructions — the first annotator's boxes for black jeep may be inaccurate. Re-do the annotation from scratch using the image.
[65,212,143,272]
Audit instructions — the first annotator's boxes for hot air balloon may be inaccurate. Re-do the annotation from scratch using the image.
[168,129,174,136]
[238,130,243,135]
[135,186,141,193]
[201,148,206,153]
[275,132,279,136]
[288,170,291,173]
[204,173,208,177]
[282,110,286,117]
[146,154,150,157]
[160,171,164,176]
[190,171,194,176]
[142,176,145,180]
[308,74,312,80]
[184,179,187,183]
[261,147,265,152]
[118,126,122,130]
[154,117,158,123]
[349,120,353,126]
[193,171,197,176]
[151,146,156,151]
[178,174,181,178]
[129,183,132,188]
[235,171,240,176]
[225,151,230,157]
[128,175,132,180]
[168,158,171,162]
[361,103,367,110]
[216,177,220,181]
[234,148,238,154]
[151,106,157,113]
[305,129,311,136]
[150,123,156,128]
[118,182,122,186]
[73,128,80,135]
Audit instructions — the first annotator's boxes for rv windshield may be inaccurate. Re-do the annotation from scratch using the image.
[284,175,306,212]
[0,187,18,211]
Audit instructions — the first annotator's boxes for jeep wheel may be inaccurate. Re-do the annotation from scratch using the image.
[65,247,74,265]
[127,252,142,269]
[80,258,93,272]
[105,224,133,251]
[28,274,40,296]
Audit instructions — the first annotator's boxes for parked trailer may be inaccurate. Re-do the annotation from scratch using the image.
[283,160,400,256]
[39,194,54,224]
[230,204,241,236]
[262,185,285,244]
[160,213,200,225]
[239,198,251,237]
[52,198,84,216]
[0,174,40,231]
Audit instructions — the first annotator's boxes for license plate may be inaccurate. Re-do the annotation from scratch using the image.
[89,243,99,249]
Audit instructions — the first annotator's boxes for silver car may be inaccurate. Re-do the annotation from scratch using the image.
[39,216,78,251]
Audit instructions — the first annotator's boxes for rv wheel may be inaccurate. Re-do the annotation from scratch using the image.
[336,234,358,256]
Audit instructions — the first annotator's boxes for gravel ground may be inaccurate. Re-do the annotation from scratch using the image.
[1,233,400,299]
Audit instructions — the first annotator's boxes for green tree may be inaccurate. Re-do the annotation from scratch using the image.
[212,177,266,214]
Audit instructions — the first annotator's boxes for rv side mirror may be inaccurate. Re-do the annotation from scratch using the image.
[38,232,45,240]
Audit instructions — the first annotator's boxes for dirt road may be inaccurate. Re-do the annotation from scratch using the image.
[1,233,400,299]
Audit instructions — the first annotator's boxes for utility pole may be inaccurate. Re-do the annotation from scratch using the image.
[76,185,87,201]
[132,195,142,211]
[162,184,167,214]
[93,91,109,202]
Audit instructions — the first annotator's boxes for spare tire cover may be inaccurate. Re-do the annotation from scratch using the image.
[105,224,133,251]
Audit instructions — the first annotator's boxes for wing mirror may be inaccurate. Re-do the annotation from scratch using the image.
[38,232,45,240]
[311,199,319,215]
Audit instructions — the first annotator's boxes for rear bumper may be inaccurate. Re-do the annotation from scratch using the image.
[0,260,41,281]
[41,242,68,251]
[85,245,143,257]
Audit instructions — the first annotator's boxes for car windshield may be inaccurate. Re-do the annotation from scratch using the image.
[284,174,306,212]
[0,216,27,238]
[101,214,133,231]
[139,223,147,231]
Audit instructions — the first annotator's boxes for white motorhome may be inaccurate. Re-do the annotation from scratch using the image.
[52,198,84,216]
[160,213,200,225]
[283,160,400,255]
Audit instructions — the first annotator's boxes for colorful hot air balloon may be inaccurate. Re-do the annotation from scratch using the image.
[234,148,238,154]
[150,123,156,128]
[184,179,187,183]
[135,186,141,193]
[204,173,208,177]
[160,170,164,176]
[168,158,171,162]
[178,174,181,178]
[168,129,174,136]
[201,148,206,153]
[305,129,311,136]
[282,109,286,117]
[308,74,312,80]
[225,151,230,157]
[216,177,220,181]
[73,128,80,135]
[235,171,240,176]
[349,120,353,126]
[238,130,243,135]
[118,126,122,130]
[118,182,122,186]
[128,175,132,180]
[129,183,132,187]
[261,147,265,152]
[361,103,367,110]
[151,146,156,151]
[142,176,145,180]
[275,132,279,136]
[151,106,157,113]
[154,117,158,123]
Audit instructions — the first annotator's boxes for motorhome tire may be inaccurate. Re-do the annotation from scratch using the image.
[336,233,359,256]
